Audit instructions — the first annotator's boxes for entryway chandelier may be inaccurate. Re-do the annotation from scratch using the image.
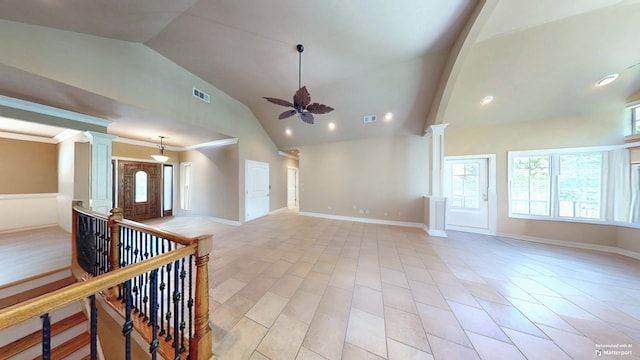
[151,136,168,163]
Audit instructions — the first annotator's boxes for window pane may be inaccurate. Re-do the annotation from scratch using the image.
[181,163,192,210]
[558,152,602,219]
[449,163,479,209]
[163,165,172,211]
[135,170,148,202]
[511,156,550,215]
[634,107,640,134]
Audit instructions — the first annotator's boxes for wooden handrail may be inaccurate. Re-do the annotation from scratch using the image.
[72,205,108,221]
[115,218,199,246]
[74,204,202,246]
[0,244,196,332]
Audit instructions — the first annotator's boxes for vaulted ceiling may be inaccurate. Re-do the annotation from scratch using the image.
[0,0,639,148]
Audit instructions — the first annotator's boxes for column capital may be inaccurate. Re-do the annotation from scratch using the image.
[83,131,117,141]
[426,123,448,136]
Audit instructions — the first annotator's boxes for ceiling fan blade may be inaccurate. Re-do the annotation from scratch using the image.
[264,97,294,108]
[306,103,334,114]
[278,110,297,120]
[293,86,311,108]
[299,111,314,124]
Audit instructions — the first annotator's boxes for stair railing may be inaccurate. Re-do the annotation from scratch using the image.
[0,205,214,360]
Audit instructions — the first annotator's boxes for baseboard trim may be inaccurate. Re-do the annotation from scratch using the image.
[173,214,241,226]
[270,207,289,215]
[0,223,59,235]
[299,211,424,229]
[446,225,494,235]
[424,225,448,238]
[497,232,640,260]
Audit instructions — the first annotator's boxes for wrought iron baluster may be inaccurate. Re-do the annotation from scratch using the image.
[92,218,99,276]
[179,257,186,354]
[123,280,133,360]
[41,313,51,360]
[149,269,159,360]
[188,254,194,357]
[173,259,180,358]
[164,261,173,342]
[159,240,167,337]
[90,294,98,360]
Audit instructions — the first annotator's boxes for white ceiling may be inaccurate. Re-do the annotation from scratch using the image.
[0,0,639,148]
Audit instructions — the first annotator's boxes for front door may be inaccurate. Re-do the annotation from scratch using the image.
[245,160,270,221]
[443,155,495,234]
[118,161,162,221]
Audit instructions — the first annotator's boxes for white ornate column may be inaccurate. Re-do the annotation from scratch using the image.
[424,124,448,237]
[84,131,116,214]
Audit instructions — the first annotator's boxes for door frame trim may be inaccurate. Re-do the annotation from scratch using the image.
[444,154,497,235]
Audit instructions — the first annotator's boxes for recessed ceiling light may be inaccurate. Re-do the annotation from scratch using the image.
[480,95,494,105]
[384,112,394,122]
[285,128,292,136]
[595,73,619,87]
[328,122,336,131]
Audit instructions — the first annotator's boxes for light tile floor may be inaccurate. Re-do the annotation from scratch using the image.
[156,210,640,360]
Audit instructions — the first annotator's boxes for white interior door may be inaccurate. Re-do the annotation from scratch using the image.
[287,167,298,208]
[245,160,270,221]
[444,155,495,234]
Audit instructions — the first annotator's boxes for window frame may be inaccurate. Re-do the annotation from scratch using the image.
[633,105,640,135]
[508,146,610,224]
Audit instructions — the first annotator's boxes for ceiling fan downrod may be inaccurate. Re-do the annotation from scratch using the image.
[297,44,304,90]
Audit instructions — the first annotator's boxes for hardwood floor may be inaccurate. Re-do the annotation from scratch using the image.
[0,226,70,287]
[2,211,639,359]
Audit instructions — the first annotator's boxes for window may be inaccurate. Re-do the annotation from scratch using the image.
[558,153,602,218]
[633,106,640,135]
[134,170,148,202]
[180,163,192,210]
[163,164,173,214]
[450,163,480,209]
[509,149,605,221]
[510,155,550,216]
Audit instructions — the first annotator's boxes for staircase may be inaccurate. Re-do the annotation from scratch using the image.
[0,269,91,360]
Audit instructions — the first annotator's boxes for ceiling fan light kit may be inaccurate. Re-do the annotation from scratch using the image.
[264,44,334,125]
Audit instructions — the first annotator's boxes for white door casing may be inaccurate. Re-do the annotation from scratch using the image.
[287,167,298,208]
[245,160,270,222]
[443,155,496,234]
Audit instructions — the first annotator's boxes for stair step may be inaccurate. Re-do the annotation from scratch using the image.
[0,301,82,348]
[33,331,91,360]
[0,268,72,300]
[0,311,86,359]
[0,276,77,310]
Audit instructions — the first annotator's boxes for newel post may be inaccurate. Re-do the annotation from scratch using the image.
[107,208,123,300]
[108,208,123,271]
[191,234,214,360]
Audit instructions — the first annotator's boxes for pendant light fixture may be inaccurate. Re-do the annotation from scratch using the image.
[151,136,169,163]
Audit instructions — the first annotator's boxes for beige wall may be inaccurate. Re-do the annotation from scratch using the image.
[112,142,179,163]
[445,109,638,252]
[180,145,239,221]
[299,135,428,223]
[617,226,640,254]
[0,138,57,194]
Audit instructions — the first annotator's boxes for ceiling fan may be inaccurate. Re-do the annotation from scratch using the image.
[264,44,334,124]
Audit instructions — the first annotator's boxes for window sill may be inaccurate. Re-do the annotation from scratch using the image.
[509,214,640,229]
[624,134,640,143]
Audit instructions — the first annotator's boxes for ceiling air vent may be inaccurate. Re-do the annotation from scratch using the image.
[193,87,211,103]
[363,115,377,124]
